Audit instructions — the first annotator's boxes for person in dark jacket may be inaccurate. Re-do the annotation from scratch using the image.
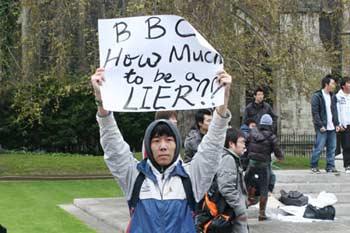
[184,109,212,163]
[242,87,278,132]
[310,74,340,174]
[240,118,257,171]
[244,114,284,221]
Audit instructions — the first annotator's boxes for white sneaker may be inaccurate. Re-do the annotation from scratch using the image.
[346,167,350,174]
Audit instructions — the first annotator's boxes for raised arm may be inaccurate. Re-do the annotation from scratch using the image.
[216,71,232,117]
[91,68,138,198]
[91,67,109,117]
[187,71,232,201]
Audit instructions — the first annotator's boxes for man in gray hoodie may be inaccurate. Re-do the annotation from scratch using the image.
[196,128,248,233]
[91,68,232,233]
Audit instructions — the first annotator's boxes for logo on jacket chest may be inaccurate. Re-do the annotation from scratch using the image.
[140,180,151,193]
[339,97,346,105]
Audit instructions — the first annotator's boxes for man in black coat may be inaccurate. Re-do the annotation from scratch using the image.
[243,87,278,132]
[310,74,340,173]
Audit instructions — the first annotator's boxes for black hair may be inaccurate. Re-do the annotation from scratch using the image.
[150,122,176,140]
[254,86,265,96]
[340,76,350,89]
[321,74,335,88]
[224,128,245,148]
[245,118,257,126]
[195,109,212,129]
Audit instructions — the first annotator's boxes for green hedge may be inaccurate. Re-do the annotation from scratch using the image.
[0,75,153,154]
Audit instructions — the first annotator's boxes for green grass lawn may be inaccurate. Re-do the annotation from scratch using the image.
[0,151,327,177]
[0,179,122,233]
[0,151,329,233]
[273,155,326,170]
[0,151,141,176]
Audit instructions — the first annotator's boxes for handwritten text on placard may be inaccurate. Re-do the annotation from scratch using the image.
[98,15,224,112]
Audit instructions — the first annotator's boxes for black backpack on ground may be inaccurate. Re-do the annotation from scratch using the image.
[303,204,336,220]
[279,189,308,206]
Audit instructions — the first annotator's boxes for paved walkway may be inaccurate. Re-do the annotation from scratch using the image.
[60,170,350,233]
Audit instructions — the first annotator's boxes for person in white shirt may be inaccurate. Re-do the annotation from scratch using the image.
[310,74,340,174]
[336,77,350,173]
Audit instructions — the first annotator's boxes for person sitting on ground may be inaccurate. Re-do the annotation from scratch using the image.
[184,109,212,163]
[244,114,284,221]
[91,68,232,233]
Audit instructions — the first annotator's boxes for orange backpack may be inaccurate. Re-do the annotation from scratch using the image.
[196,176,235,233]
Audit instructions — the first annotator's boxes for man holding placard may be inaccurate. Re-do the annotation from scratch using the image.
[92,15,234,233]
[91,68,232,232]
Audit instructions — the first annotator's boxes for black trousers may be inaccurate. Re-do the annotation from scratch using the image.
[340,126,350,167]
[245,164,270,197]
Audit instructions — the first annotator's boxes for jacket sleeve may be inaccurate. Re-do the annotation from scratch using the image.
[97,113,138,200]
[184,135,195,163]
[266,103,278,131]
[216,155,246,217]
[336,93,343,127]
[185,110,231,202]
[242,105,249,125]
[332,95,339,127]
[311,94,323,129]
[271,135,284,160]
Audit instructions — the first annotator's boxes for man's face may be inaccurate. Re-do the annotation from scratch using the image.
[248,122,257,129]
[168,116,178,126]
[151,135,176,166]
[254,91,264,104]
[343,81,350,94]
[229,137,246,156]
[198,114,212,134]
[325,79,336,93]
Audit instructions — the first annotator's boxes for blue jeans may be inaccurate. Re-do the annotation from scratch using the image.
[311,129,336,169]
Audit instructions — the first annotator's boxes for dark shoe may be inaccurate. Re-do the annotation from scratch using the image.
[258,215,271,221]
[311,167,320,174]
[326,168,339,173]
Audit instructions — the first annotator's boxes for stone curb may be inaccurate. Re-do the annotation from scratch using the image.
[0,174,113,181]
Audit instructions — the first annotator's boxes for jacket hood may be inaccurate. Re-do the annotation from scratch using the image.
[143,119,181,173]
[337,89,348,97]
[251,127,273,142]
[223,147,240,160]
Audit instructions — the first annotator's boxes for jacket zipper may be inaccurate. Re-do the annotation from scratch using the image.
[156,173,168,232]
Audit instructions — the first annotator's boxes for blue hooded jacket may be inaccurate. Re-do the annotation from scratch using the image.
[97,111,231,233]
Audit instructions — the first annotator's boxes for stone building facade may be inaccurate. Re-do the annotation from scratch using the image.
[246,0,350,135]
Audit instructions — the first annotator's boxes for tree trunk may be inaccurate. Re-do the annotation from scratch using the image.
[20,0,31,81]
[228,78,242,128]
[78,1,88,73]
[177,110,196,142]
